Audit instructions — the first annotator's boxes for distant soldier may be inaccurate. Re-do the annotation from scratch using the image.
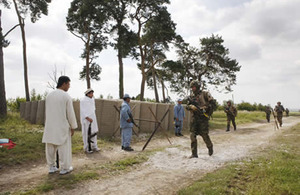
[120,94,134,151]
[174,98,185,136]
[265,105,272,123]
[224,100,237,131]
[186,80,215,158]
[274,102,285,127]
[285,108,289,117]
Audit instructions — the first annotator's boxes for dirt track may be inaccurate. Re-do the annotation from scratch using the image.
[1,116,299,195]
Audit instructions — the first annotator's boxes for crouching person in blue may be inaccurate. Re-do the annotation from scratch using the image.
[120,94,134,151]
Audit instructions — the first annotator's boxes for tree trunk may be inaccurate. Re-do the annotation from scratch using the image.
[85,31,91,89]
[0,10,7,118]
[139,46,146,101]
[152,67,159,102]
[150,45,159,102]
[138,22,146,101]
[118,52,124,98]
[140,72,146,101]
[161,79,166,103]
[13,0,30,101]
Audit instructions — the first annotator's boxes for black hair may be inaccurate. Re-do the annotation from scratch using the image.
[56,76,71,88]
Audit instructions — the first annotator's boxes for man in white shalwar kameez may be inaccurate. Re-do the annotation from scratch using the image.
[42,76,77,175]
[80,88,99,153]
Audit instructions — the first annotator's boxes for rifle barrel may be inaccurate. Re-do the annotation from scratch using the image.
[134,118,160,123]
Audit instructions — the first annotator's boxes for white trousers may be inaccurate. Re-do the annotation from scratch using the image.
[45,134,72,170]
[81,123,98,151]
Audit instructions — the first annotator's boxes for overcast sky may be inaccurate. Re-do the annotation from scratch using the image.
[1,0,300,109]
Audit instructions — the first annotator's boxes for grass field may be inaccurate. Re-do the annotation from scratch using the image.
[209,110,266,129]
[0,112,115,166]
[177,123,300,195]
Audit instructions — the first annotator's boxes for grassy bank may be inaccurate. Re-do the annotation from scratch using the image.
[177,123,300,195]
[210,110,266,129]
[0,113,90,166]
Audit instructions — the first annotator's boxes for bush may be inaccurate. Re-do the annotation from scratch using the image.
[6,97,26,112]
[236,101,267,112]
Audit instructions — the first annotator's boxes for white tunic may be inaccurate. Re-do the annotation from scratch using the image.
[42,89,77,145]
[80,96,98,134]
[80,96,99,151]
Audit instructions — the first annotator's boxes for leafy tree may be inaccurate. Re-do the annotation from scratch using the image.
[106,0,138,98]
[79,62,102,81]
[3,0,51,101]
[131,0,176,101]
[144,48,167,102]
[237,101,255,111]
[162,34,240,96]
[66,0,108,89]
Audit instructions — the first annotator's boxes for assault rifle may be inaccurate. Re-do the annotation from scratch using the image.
[187,97,209,118]
[128,111,139,136]
[225,107,235,117]
[88,123,97,151]
[271,108,280,130]
[128,112,139,129]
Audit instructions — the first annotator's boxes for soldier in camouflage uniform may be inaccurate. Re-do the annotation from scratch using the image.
[274,101,285,127]
[265,105,272,123]
[186,80,214,158]
[224,100,237,131]
[285,108,289,117]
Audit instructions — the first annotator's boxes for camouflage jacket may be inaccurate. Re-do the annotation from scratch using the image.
[265,107,272,115]
[186,90,214,117]
[274,105,285,113]
[224,105,237,117]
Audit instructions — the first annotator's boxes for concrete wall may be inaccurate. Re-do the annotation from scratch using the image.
[20,100,191,137]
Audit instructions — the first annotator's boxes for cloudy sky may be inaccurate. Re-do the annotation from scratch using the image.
[1,0,300,109]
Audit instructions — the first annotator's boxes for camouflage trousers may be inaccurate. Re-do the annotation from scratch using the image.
[266,113,270,122]
[190,116,213,156]
[276,113,283,126]
[227,115,236,130]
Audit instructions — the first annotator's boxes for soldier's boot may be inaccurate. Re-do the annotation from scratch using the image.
[233,124,236,131]
[189,153,198,158]
[208,146,213,156]
[226,125,230,132]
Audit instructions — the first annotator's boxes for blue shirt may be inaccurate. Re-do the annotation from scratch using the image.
[120,101,134,129]
[174,104,185,121]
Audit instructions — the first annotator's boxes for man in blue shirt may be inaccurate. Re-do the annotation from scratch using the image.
[174,98,185,136]
[120,94,134,151]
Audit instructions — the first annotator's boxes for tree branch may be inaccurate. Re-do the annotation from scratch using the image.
[70,31,86,43]
[3,24,20,38]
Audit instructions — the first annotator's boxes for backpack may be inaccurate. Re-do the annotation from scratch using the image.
[207,98,218,116]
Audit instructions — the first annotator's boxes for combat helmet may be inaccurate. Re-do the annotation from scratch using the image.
[189,80,200,89]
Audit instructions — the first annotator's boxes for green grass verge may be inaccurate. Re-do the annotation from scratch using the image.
[0,113,45,165]
[0,112,84,166]
[210,111,266,129]
[177,123,300,195]
[289,112,300,116]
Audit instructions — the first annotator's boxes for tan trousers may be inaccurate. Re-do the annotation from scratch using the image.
[45,135,72,170]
